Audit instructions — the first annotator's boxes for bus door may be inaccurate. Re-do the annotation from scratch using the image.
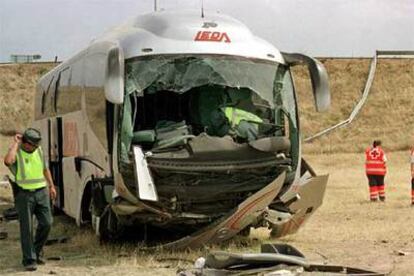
[61,116,83,218]
[48,117,64,209]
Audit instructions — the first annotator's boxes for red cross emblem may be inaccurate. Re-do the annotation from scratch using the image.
[370,148,380,159]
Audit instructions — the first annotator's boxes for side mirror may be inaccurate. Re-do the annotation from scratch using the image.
[282,53,330,112]
[104,46,124,104]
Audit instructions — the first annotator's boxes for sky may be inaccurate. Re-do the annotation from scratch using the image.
[0,0,413,62]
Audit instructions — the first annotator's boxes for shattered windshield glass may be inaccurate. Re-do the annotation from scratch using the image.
[125,55,278,107]
[121,55,298,163]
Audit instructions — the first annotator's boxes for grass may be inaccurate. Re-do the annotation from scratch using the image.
[2,59,414,274]
[296,58,414,154]
[0,63,56,136]
[2,59,414,154]
[1,151,414,274]
[0,135,12,177]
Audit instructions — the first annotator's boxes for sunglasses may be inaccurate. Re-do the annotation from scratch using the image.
[23,141,39,148]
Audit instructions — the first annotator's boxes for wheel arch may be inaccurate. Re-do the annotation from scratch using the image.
[77,176,94,226]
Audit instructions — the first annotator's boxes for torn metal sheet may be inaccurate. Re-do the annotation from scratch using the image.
[270,174,328,238]
[159,172,285,250]
[133,146,158,201]
[205,251,309,270]
[186,264,385,275]
[261,243,305,258]
[180,244,385,276]
[113,173,172,219]
[306,264,386,275]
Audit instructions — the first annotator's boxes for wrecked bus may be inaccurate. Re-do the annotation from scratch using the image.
[33,10,330,248]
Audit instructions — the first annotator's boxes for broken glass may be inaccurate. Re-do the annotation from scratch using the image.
[121,55,298,162]
[125,55,277,107]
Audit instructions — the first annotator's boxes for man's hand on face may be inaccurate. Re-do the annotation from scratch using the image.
[14,134,22,144]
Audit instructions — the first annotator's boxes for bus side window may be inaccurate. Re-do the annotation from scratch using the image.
[44,76,57,117]
[55,67,68,114]
[41,76,54,115]
[84,53,108,150]
[56,63,82,115]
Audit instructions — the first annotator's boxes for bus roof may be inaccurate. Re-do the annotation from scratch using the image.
[97,10,284,63]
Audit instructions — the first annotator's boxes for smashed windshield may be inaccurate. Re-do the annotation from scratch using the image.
[125,55,278,108]
[120,55,298,163]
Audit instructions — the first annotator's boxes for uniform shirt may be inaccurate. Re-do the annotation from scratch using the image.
[6,146,48,181]
[365,146,387,175]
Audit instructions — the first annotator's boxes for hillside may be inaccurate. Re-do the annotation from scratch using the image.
[1,59,414,154]
[0,63,56,135]
[296,58,414,153]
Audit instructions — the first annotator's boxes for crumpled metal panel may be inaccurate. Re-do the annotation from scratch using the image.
[270,174,328,238]
[205,252,309,270]
[159,172,286,250]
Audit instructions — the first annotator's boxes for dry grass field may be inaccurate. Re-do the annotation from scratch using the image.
[297,58,414,154]
[1,59,414,275]
[1,151,414,275]
[2,58,414,153]
[0,63,55,136]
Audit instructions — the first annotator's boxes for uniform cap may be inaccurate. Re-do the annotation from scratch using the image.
[23,128,42,146]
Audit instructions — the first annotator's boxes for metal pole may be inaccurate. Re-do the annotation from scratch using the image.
[201,0,204,18]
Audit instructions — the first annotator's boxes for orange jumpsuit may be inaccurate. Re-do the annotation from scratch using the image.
[365,146,387,201]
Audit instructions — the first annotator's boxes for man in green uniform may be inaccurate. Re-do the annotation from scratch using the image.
[3,128,57,271]
[222,106,263,141]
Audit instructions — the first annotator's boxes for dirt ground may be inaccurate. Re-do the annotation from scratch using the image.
[1,150,414,275]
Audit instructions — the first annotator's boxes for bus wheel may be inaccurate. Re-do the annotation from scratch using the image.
[96,206,122,241]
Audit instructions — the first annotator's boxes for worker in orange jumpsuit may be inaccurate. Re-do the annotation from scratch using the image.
[365,140,387,201]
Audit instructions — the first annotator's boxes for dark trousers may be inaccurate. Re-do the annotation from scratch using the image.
[14,187,53,266]
[367,174,386,200]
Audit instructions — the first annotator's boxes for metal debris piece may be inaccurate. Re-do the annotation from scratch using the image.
[159,173,285,250]
[0,231,8,240]
[45,236,70,246]
[178,243,387,275]
[205,251,309,270]
[307,264,386,275]
[194,257,206,269]
[2,207,18,221]
[47,256,64,261]
[261,243,305,258]
[46,254,90,261]
[396,250,410,256]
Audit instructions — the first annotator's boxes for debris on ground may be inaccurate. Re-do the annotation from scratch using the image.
[46,254,90,261]
[395,250,410,256]
[0,231,8,240]
[45,236,70,245]
[177,243,387,275]
[2,207,18,221]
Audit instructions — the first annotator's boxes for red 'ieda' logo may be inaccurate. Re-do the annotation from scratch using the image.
[194,31,231,43]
